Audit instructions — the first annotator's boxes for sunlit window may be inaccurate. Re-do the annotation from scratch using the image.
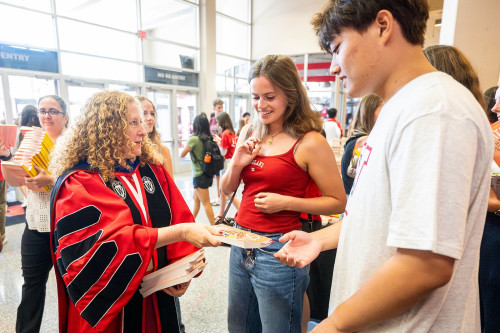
[0,4,56,49]
[58,18,140,62]
[55,0,138,32]
[143,40,199,70]
[0,0,51,13]
[61,52,142,83]
[141,0,199,48]
[216,0,249,23]
[216,15,249,59]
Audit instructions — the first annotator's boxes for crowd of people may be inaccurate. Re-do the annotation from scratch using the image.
[0,0,499,332]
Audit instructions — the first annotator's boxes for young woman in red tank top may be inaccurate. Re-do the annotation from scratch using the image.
[220,54,346,333]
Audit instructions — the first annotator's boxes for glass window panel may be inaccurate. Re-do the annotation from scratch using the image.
[216,55,249,77]
[235,78,249,93]
[0,5,56,48]
[177,92,197,162]
[143,40,198,70]
[141,0,199,47]
[0,0,51,12]
[216,75,226,92]
[216,15,249,59]
[58,19,140,61]
[234,96,249,124]
[67,85,102,123]
[108,84,140,97]
[61,52,142,82]
[55,0,138,32]
[216,0,249,23]
[8,75,56,120]
[225,77,234,92]
[146,91,172,144]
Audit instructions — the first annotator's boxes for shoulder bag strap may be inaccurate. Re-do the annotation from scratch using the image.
[219,125,252,220]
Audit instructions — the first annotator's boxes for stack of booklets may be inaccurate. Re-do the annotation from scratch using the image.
[213,224,274,248]
[0,124,18,148]
[139,249,206,298]
[1,126,54,192]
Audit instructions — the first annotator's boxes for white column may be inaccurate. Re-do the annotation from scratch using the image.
[199,0,217,117]
[440,0,500,89]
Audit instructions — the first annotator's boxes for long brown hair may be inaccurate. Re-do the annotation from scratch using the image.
[136,96,162,147]
[424,45,487,112]
[217,112,235,135]
[248,54,323,140]
[347,93,383,138]
[50,90,161,181]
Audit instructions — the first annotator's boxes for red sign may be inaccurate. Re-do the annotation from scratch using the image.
[138,30,146,39]
[296,62,335,82]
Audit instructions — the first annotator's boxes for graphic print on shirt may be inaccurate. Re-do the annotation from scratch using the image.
[250,159,264,172]
[350,144,372,195]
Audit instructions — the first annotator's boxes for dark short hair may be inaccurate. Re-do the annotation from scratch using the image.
[485,86,499,123]
[312,0,429,53]
[38,95,67,114]
[242,112,250,118]
[327,108,337,118]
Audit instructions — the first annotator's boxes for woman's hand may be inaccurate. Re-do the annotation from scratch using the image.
[0,140,11,158]
[231,137,261,168]
[254,192,287,214]
[180,224,222,248]
[162,280,191,297]
[24,165,56,190]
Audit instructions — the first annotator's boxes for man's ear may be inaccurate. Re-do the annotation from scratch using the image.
[375,10,394,45]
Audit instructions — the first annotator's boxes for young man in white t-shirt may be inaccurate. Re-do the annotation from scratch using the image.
[274,1,493,332]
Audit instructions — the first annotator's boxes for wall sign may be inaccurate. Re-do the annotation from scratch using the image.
[145,66,198,87]
[0,43,59,73]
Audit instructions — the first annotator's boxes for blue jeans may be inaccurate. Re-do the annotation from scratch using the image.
[227,226,309,333]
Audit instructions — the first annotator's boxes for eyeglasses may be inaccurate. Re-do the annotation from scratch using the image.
[38,108,65,117]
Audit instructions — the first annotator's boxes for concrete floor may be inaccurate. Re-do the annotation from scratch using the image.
[0,172,237,333]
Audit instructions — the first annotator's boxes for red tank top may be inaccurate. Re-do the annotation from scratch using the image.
[236,137,310,233]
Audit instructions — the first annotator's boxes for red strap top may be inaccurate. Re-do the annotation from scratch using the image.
[236,137,310,233]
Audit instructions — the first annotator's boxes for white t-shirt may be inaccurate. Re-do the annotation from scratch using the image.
[324,120,341,145]
[330,72,493,332]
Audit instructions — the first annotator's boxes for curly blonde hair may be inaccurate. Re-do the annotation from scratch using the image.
[50,90,162,181]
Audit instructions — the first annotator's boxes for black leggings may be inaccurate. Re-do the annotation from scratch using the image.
[16,225,53,333]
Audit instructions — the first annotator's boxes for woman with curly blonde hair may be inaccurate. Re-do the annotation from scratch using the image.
[220,54,346,332]
[49,90,221,333]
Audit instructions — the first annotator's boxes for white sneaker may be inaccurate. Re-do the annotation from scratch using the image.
[211,199,220,206]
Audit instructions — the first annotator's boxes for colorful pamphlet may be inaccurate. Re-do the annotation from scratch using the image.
[0,124,18,148]
[139,249,206,298]
[213,224,274,249]
[1,126,54,192]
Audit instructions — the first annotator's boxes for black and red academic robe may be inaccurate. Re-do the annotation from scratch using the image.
[50,161,199,333]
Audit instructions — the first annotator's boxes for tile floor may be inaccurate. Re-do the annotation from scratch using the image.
[0,172,238,333]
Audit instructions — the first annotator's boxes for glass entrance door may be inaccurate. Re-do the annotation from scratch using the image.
[66,82,104,122]
[7,75,57,123]
[234,95,249,125]
[176,91,197,174]
[146,89,173,164]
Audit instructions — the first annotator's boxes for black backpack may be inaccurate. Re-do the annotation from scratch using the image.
[192,138,224,177]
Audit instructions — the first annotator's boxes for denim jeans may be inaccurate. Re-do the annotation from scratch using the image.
[227,225,309,333]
